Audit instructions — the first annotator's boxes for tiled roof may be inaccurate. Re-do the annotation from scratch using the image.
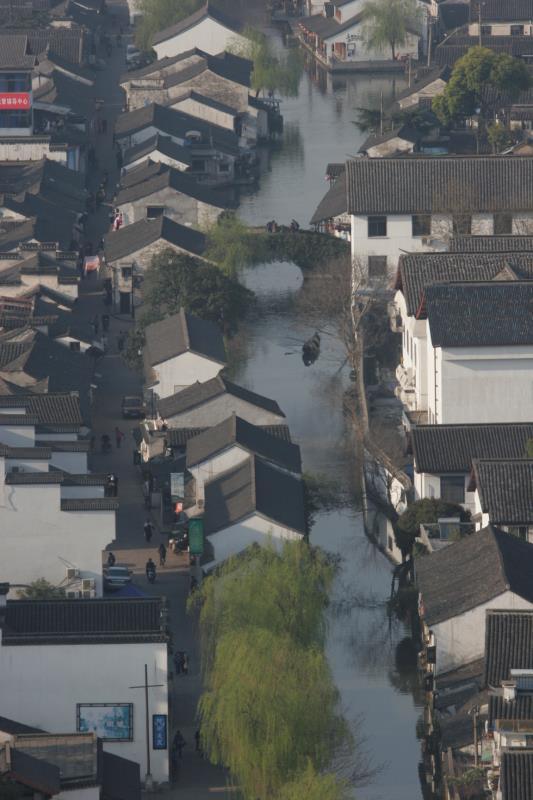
[8,748,61,796]
[0,33,36,68]
[5,472,63,484]
[0,445,51,458]
[102,752,141,800]
[164,422,292,446]
[0,716,43,735]
[450,236,533,253]
[416,526,533,626]
[396,251,533,315]
[203,454,306,535]
[310,171,347,224]
[500,750,533,800]
[37,439,90,452]
[152,1,243,45]
[114,103,239,155]
[472,459,533,525]
[395,65,451,101]
[122,135,193,169]
[144,309,226,367]
[59,473,108,486]
[157,375,285,419]
[2,598,167,644]
[411,424,533,474]
[345,156,533,215]
[470,0,533,21]
[186,414,301,472]
[485,610,533,686]
[60,498,118,511]
[359,124,419,153]
[435,35,533,66]
[115,161,237,208]
[489,694,533,727]
[0,413,38,425]
[425,281,533,347]
[104,216,207,263]
[0,393,83,425]
[173,89,238,115]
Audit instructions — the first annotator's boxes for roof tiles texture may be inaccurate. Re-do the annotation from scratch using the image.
[104,216,207,262]
[144,308,226,367]
[485,610,533,686]
[473,459,533,525]
[500,750,533,800]
[157,375,285,419]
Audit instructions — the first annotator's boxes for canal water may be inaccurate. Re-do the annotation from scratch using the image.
[231,58,424,800]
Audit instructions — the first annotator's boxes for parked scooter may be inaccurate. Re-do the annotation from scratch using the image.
[101,434,112,453]
[146,559,156,584]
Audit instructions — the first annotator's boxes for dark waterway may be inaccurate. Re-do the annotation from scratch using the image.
[230,58,424,800]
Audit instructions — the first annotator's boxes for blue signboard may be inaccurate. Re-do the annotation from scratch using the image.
[152,714,167,750]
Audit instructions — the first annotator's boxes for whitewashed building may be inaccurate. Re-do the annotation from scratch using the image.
[0,594,169,784]
[468,0,533,37]
[203,454,306,567]
[144,309,226,400]
[469,459,533,540]
[104,217,208,273]
[152,3,248,60]
[416,526,533,675]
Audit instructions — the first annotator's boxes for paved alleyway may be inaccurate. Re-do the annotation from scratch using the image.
[71,7,232,795]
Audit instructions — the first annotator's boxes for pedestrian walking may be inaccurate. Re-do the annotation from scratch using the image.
[144,519,153,543]
[172,730,186,759]
[174,650,183,674]
[106,551,116,567]
[158,542,166,566]
[107,473,118,497]
[114,427,124,448]
[182,652,189,675]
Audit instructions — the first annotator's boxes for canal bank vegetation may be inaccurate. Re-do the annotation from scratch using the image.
[189,541,372,800]
[229,26,304,97]
[361,0,422,61]
[134,0,199,50]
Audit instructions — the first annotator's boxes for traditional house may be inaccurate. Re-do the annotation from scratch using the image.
[103,216,208,272]
[0,595,169,783]
[391,253,533,419]
[203,454,306,567]
[115,161,236,228]
[0,249,79,300]
[156,375,286,429]
[358,125,419,157]
[424,282,533,424]
[469,459,533,540]
[449,235,533,253]
[151,3,247,60]
[411,424,533,517]
[342,156,533,278]
[121,134,194,174]
[416,526,533,675]
[468,0,533,38]
[395,65,451,110]
[309,169,350,239]
[143,309,226,400]
[435,28,533,67]
[186,413,302,500]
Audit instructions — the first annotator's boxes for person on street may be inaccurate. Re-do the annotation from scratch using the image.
[174,650,183,674]
[107,473,118,497]
[107,551,116,567]
[115,427,124,448]
[182,652,189,675]
[172,730,186,759]
[194,729,202,754]
[158,542,166,567]
[144,519,153,542]
[145,558,156,582]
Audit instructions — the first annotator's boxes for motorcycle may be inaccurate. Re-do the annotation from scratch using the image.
[146,566,156,584]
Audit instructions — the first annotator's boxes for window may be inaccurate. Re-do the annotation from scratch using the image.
[453,214,472,235]
[147,206,164,219]
[367,215,387,237]
[121,266,132,279]
[508,526,528,540]
[511,24,524,35]
[440,475,465,505]
[480,24,492,35]
[0,73,30,92]
[412,214,431,237]
[0,109,31,129]
[368,256,387,278]
[494,213,512,234]
[69,340,81,352]
[218,162,230,173]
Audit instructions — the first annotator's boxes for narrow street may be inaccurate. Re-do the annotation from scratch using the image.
[73,5,231,795]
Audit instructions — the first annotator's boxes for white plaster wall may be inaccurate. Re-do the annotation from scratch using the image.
[166,396,285,428]
[414,470,477,514]
[398,292,428,412]
[5,458,49,472]
[398,78,447,110]
[0,485,115,593]
[351,214,440,277]
[0,641,168,781]
[0,141,68,163]
[119,188,221,229]
[207,513,303,565]
[323,27,419,62]
[50,452,88,473]
[169,96,236,131]
[469,22,533,36]
[57,786,99,800]
[153,18,248,59]
[190,445,249,500]
[60,485,105,499]
[432,590,533,674]
[154,352,223,399]
[0,426,36,446]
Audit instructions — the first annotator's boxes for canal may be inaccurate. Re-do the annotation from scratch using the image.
[231,52,424,800]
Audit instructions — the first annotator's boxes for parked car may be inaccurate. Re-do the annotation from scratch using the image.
[121,395,145,419]
[104,565,132,591]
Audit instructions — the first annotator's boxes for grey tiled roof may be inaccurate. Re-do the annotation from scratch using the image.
[485,610,533,686]
[174,89,238,115]
[157,375,285,419]
[152,1,243,45]
[411,424,533,474]
[0,716,42,735]
[104,216,207,262]
[144,309,226,367]
[0,34,36,68]
[472,459,533,525]
[122,135,193,169]
[165,423,292,446]
[2,598,167,644]
[0,393,83,425]
[0,413,38,425]
[435,35,533,66]
[469,0,533,21]
[345,156,533,215]
[203,454,306,535]
[60,498,118,511]
[425,281,533,347]
[500,750,533,800]
[310,171,347,224]
[450,236,533,253]
[395,65,451,101]
[411,252,503,312]
[489,694,533,728]
[37,440,90,452]
[9,748,60,796]
[186,414,301,472]
[416,527,533,625]
[5,471,64,484]
[116,161,236,208]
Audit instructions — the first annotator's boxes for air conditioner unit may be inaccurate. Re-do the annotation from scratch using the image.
[66,568,79,580]
[81,578,95,591]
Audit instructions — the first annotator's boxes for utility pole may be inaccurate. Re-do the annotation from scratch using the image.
[478,2,484,47]
[129,664,164,787]
[380,90,383,136]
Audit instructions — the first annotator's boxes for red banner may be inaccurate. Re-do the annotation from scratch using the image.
[0,93,31,108]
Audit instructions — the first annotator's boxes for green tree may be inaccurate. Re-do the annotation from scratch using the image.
[487,121,512,153]
[205,214,265,276]
[395,498,471,557]
[135,0,199,51]
[17,579,65,600]
[277,763,351,800]
[361,0,422,60]
[230,26,303,96]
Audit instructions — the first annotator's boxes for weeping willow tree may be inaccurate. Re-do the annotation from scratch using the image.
[229,26,303,97]
[190,541,354,799]
[278,762,352,800]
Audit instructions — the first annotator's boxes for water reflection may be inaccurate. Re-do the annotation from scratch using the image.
[231,263,423,798]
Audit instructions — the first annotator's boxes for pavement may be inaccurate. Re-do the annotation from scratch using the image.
[71,4,232,795]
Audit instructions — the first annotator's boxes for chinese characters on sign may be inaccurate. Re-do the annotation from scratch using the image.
[153,714,167,749]
[0,93,31,107]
